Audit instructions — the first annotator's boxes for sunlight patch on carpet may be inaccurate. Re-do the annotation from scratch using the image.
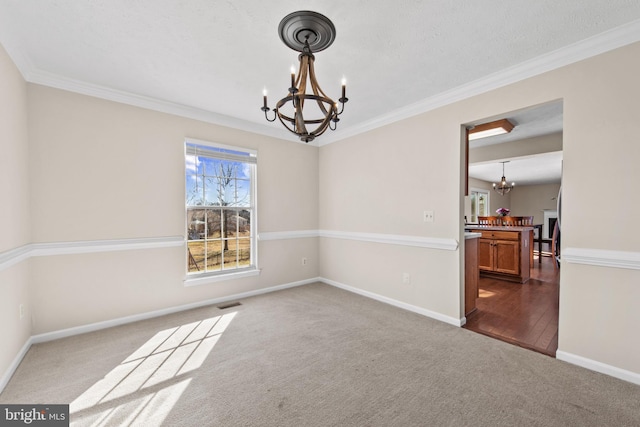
[69,312,237,424]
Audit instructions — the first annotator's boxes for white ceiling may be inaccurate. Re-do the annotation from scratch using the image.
[469,151,563,186]
[468,101,564,185]
[1,1,639,150]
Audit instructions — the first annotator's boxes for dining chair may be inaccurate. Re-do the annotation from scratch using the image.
[478,216,502,226]
[501,216,519,226]
[519,216,534,225]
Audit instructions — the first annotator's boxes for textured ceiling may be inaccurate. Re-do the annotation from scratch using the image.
[469,151,563,186]
[467,102,563,185]
[1,1,639,151]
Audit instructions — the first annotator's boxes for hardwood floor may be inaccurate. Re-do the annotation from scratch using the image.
[464,244,560,357]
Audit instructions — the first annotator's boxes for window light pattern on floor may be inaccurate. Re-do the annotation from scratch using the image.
[69,312,237,425]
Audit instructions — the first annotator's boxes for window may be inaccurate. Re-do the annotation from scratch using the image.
[469,189,489,223]
[185,140,257,277]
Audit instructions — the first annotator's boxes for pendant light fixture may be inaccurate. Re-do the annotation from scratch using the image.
[493,161,515,195]
[261,11,348,143]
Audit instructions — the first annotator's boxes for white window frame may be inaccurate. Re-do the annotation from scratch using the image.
[469,188,490,223]
[184,138,259,286]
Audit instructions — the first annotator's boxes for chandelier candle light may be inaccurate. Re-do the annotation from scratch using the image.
[262,11,348,143]
[493,161,515,195]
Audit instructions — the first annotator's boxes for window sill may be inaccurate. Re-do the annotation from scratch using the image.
[184,268,260,287]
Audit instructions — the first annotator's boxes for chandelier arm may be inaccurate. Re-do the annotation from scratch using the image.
[263,108,277,122]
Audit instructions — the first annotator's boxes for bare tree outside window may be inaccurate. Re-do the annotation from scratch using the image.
[185,142,255,275]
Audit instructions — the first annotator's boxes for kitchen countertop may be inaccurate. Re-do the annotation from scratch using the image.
[465,225,534,232]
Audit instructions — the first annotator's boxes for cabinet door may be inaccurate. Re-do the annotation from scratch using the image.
[494,240,520,275]
[478,239,494,271]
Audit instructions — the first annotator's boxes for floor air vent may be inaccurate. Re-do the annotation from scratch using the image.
[217,302,241,310]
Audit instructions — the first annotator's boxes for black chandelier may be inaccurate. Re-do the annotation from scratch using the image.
[261,11,348,143]
[493,161,515,195]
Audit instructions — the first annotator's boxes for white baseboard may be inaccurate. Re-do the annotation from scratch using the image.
[1,277,318,394]
[556,350,640,386]
[0,337,33,394]
[31,277,319,344]
[5,279,640,394]
[320,277,464,327]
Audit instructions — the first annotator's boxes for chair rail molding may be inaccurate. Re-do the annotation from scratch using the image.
[319,229,458,251]
[0,236,184,273]
[563,247,640,270]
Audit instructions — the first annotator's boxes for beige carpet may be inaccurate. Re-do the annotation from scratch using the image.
[1,283,639,426]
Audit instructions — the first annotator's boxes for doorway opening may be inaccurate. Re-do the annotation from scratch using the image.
[462,100,563,357]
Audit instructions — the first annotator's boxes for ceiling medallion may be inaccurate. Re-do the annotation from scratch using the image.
[261,11,348,143]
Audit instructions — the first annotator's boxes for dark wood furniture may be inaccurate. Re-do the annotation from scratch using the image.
[476,227,531,283]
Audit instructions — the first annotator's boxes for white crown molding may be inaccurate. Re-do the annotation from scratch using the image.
[562,247,640,270]
[26,69,293,142]
[321,277,464,327]
[556,350,640,386]
[319,19,640,146]
[319,229,459,251]
[2,20,637,146]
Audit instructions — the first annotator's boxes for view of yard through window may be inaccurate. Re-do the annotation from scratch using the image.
[185,142,256,275]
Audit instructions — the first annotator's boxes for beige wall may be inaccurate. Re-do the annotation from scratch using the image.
[320,42,640,375]
[2,39,640,384]
[23,85,320,334]
[466,180,561,227]
[466,177,511,221]
[509,183,561,226]
[320,108,463,320]
[0,44,31,382]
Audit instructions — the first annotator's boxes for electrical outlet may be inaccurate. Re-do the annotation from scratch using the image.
[402,273,411,284]
[301,257,308,266]
[423,210,434,223]
[19,304,25,320]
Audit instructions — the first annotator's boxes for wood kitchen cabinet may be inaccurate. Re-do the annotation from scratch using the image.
[478,229,530,283]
